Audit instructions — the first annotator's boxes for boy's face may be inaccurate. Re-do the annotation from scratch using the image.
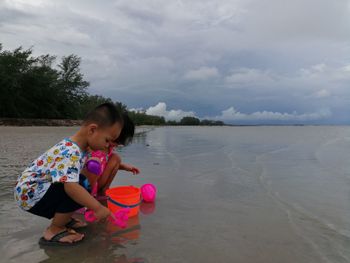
[87,122,123,151]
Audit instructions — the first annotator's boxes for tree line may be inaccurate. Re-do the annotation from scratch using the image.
[0,44,224,126]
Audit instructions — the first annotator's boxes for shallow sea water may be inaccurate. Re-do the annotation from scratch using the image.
[1,126,350,263]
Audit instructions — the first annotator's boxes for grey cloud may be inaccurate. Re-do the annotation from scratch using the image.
[0,7,34,25]
[243,0,350,42]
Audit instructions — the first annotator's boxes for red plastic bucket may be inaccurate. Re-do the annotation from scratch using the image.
[105,186,141,217]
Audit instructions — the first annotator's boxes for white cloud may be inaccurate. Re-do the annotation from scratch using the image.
[184,66,219,80]
[145,102,196,121]
[213,107,332,121]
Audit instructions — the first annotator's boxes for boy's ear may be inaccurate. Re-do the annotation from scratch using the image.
[87,123,98,135]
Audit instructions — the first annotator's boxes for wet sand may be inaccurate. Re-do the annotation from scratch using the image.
[1,126,350,262]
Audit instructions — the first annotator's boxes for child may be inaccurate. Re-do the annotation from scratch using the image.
[14,103,124,246]
[80,111,140,198]
[98,112,140,195]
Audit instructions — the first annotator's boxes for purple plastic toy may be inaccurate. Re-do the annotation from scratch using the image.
[86,159,101,175]
[141,183,157,203]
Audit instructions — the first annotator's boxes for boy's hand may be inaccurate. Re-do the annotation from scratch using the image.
[94,205,112,221]
[122,164,140,175]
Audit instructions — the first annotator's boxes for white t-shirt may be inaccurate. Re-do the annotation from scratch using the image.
[14,138,87,210]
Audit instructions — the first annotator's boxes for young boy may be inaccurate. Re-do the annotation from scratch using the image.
[14,103,124,246]
[97,111,140,196]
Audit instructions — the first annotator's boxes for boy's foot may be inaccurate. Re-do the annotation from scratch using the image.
[41,227,84,245]
[65,217,88,229]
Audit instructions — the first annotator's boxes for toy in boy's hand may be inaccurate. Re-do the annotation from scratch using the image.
[141,183,157,203]
[84,209,97,222]
[84,208,130,228]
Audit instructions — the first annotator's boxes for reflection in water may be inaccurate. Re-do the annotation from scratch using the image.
[38,199,156,262]
[140,202,156,215]
[39,213,151,262]
[108,216,141,243]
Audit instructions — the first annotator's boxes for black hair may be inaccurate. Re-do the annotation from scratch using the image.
[83,102,123,127]
[115,111,135,146]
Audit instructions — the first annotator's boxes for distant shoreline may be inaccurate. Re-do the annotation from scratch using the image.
[0,118,227,127]
[0,118,83,126]
[0,118,342,127]
[0,119,158,131]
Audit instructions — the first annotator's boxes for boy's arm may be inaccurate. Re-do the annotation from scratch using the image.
[64,182,101,210]
[64,182,113,221]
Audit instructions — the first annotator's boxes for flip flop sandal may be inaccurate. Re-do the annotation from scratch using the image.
[38,230,84,246]
[65,218,88,229]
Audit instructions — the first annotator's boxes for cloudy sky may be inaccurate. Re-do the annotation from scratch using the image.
[1,0,350,124]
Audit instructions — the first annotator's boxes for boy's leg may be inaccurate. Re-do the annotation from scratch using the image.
[43,212,84,243]
[29,183,86,242]
[97,153,121,194]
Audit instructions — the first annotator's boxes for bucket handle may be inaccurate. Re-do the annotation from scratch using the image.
[107,195,142,208]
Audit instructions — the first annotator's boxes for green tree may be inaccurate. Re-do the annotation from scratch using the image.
[21,54,60,118]
[56,55,89,118]
[200,119,224,126]
[80,95,113,117]
[0,45,91,119]
[180,116,200,125]
[78,95,128,119]
[114,101,127,113]
[166,120,179,125]
[0,45,33,117]
[128,111,166,125]
[0,46,60,118]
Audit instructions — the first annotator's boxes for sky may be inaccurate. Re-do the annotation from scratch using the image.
[1,0,350,124]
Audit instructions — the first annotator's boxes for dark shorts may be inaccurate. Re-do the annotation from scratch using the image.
[28,182,83,219]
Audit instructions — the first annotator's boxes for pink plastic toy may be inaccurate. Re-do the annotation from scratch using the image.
[86,148,114,196]
[86,149,111,176]
[84,208,130,228]
[141,183,157,203]
[84,209,97,222]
